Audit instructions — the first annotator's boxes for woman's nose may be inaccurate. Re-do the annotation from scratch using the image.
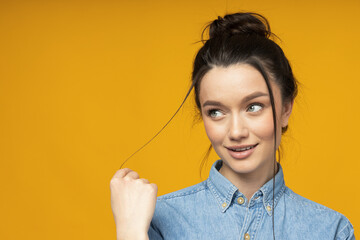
[228,115,249,140]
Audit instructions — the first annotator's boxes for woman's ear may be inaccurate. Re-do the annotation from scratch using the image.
[281,99,294,128]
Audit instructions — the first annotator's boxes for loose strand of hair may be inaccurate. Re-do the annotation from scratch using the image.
[249,59,277,240]
[199,144,213,181]
[119,80,196,169]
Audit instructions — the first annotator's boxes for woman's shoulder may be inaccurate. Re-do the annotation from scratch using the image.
[283,186,355,239]
[150,181,210,231]
[284,186,345,213]
[156,180,207,201]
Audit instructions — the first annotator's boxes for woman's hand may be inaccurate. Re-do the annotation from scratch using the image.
[110,168,158,239]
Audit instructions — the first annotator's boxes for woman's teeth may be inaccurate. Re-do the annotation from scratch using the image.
[232,145,256,152]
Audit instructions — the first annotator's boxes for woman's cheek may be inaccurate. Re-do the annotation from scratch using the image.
[203,120,225,144]
[250,114,274,140]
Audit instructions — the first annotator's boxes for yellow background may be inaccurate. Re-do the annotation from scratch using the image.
[0,0,358,239]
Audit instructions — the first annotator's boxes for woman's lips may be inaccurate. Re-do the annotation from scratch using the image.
[226,144,258,159]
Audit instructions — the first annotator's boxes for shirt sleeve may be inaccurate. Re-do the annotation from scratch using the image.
[148,221,164,240]
[336,215,355,240]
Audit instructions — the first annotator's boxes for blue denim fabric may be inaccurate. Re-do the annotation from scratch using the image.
[148,159,355,239]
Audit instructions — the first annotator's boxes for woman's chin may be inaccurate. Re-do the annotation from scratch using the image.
[221,159,259,176]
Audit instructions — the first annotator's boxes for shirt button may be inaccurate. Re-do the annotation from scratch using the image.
[237,197,245,205]
[244,233,250,239]
[222,202,227,208]
[266,205,272,211]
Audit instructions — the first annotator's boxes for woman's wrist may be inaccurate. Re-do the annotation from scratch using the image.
[117,235,149,240]
[117,236,148,240]
[116,231,149,240]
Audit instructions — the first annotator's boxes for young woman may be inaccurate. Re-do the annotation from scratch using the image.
[110,12,355,240]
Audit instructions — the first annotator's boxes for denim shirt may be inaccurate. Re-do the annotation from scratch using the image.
[148,159,355,240]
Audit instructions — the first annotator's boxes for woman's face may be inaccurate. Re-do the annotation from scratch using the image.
[199,64,293,179]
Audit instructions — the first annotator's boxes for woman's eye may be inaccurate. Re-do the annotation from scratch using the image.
[247,103,263,112]
[207,109,223,118]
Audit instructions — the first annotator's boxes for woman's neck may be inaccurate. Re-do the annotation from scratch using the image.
[218,161,279,202]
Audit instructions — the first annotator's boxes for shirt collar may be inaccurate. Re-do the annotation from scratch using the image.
[206,159,285,216]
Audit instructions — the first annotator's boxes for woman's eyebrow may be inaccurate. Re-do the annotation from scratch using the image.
[242,91,269,102]
[202,91,269,108]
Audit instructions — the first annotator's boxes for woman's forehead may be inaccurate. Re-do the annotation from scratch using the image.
[199,64,273,102]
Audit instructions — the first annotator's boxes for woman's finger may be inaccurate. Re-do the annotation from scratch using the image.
[139,178,150,183]
[125,170,140,180]
[113,168,133,179]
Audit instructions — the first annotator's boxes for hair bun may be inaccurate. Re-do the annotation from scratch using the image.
[208,12,272,39]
